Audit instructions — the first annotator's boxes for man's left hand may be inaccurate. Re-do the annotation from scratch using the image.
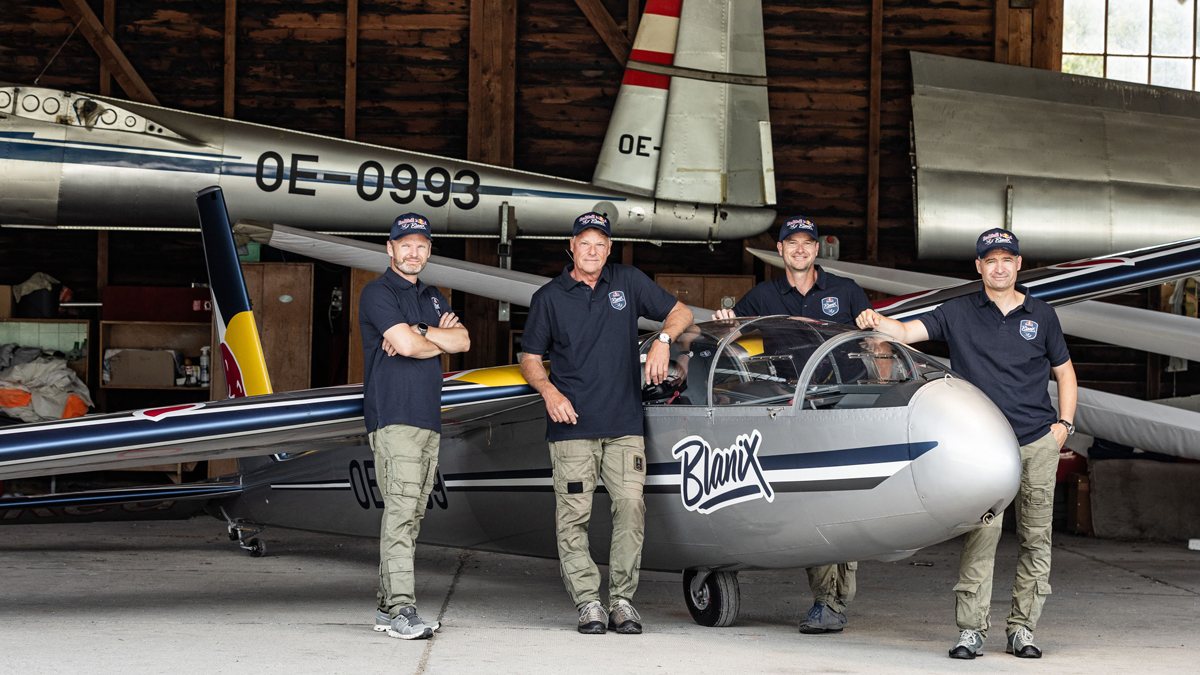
[1051,422,1069,449]
[382,338,398,357]
[645,340,670,386]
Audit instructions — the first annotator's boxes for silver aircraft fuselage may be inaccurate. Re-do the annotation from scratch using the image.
[0,86,775,239]
[223,318,1021,571]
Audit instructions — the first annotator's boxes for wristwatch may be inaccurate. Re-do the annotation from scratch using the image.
[417,322,429,337]
[657,332,671,345]
[1057,419,1075,435]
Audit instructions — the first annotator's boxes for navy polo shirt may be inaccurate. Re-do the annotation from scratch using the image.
[919,287,1070,445]
[733,266,873,326]
[359,268,452,433]
[523,263,678,442]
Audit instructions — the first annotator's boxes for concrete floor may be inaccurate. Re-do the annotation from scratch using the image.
[1,519,1196,674]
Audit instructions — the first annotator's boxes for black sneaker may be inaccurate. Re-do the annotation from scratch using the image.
[607,600,643,634]
[1006,627,1042,658]
[577,601,607,634]
[798,602,847,634]
[949,629,984,659]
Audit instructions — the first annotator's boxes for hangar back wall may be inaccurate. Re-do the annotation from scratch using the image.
[1,0,1015,265]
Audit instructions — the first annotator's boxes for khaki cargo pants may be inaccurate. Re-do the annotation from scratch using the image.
[370,423,441,616]
[955,430,1059,639]
[807,562,857,613]
[548,435,647,609]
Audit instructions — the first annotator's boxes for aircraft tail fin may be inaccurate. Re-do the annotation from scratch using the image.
[196,186,273,398]
[592,0,775,207]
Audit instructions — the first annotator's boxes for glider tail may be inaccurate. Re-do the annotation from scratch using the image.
[196,186,273,398]
[592,0,775,207]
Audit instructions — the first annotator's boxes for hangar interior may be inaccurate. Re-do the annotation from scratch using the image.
[2,1,1200,542]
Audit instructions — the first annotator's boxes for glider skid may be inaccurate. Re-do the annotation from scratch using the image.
[683,570,741,627]
[220,506,267,557]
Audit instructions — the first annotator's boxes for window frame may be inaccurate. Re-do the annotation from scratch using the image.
[1063,0,1200,89]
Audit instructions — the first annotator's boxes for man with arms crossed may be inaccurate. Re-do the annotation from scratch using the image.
[521,212,693,635]
[856,228,1077,659]
[713,215,870,634]
[360,213,470,640]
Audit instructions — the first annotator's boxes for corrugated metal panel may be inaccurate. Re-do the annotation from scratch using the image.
[912,52,1200,259]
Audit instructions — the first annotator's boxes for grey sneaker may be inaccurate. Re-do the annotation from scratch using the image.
[387,606,434,640]
[1006,627,1042,658]
[949,629,984,659]
[607,600,643,634]
[374,609,390,632]
[377,607,440,634]
[577,601,608,634]
[798,602,847,634]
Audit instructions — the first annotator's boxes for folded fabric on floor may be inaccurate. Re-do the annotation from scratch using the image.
[0,357,93,423]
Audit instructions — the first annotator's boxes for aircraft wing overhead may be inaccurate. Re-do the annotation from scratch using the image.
[746,246,1200,363]
[238,221,716,324]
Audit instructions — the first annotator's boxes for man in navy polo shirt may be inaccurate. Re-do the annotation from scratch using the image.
[713,215,872,325]
[359,212,470,640]
[714,215,872,635]
[520,212,693,636]
[857,228,1078,660]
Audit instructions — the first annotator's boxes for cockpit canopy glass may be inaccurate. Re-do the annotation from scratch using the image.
[640,316,952,409]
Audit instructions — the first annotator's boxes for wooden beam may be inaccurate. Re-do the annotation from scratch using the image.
[345,0,358,140]
[96,231,109,293]
[1012,8,1033,67]
[98,0,113,96]
[1033,0,1064,70]
[994,0,1010,64]
[224,0,236,118]
[465,0,517,369]
[628,0,640,40]
[865,0,882,261]
[468,0,516,166]
[58,0,157,104]
[574,0,632,65]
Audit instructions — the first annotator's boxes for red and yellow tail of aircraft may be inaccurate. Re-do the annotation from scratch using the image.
[196,186,272,398]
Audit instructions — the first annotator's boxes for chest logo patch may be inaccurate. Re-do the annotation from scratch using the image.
[431,297,442,314]
[609,290,627,310]
[821,297,839,316]
[1020,319,1038,340]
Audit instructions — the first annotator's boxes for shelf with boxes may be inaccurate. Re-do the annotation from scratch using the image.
[100,321,212,390]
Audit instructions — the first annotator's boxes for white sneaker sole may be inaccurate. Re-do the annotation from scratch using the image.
[373,624,389,633]
[387,627,433,640]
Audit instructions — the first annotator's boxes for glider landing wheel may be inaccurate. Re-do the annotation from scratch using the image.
[247,538,266,558]
[683,570,740,627]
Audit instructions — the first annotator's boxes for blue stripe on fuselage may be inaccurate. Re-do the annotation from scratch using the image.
[443,441,940,483]
[0,133,625,201]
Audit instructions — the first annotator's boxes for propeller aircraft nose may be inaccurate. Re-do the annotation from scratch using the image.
[907,377,1022,532]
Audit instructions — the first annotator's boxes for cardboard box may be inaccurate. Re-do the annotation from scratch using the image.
[106,349,177,387]
[0,285,12,319]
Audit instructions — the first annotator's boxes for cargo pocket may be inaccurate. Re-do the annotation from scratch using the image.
[624,448,647,492]
[552,445,596,496]
[1036,579,1052,596]
[386,459,424,498]
[953,581,981,595]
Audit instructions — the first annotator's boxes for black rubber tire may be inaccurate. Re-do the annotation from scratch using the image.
[683,570,740,627]
[248,538,266,558]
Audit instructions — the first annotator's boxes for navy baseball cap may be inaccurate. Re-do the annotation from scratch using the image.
[390,213,432,240]
[572,211,611,237]
[976,228,1019,258]
[778,215,818,243]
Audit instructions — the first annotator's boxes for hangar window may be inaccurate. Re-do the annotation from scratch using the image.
[1063,0,1200,89]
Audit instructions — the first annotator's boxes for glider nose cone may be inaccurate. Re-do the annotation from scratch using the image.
[908,378,1021,530]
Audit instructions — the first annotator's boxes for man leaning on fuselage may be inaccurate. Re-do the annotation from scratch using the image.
[857,228,1078,660]
[520,212,694,635]
[713,215,872,635]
